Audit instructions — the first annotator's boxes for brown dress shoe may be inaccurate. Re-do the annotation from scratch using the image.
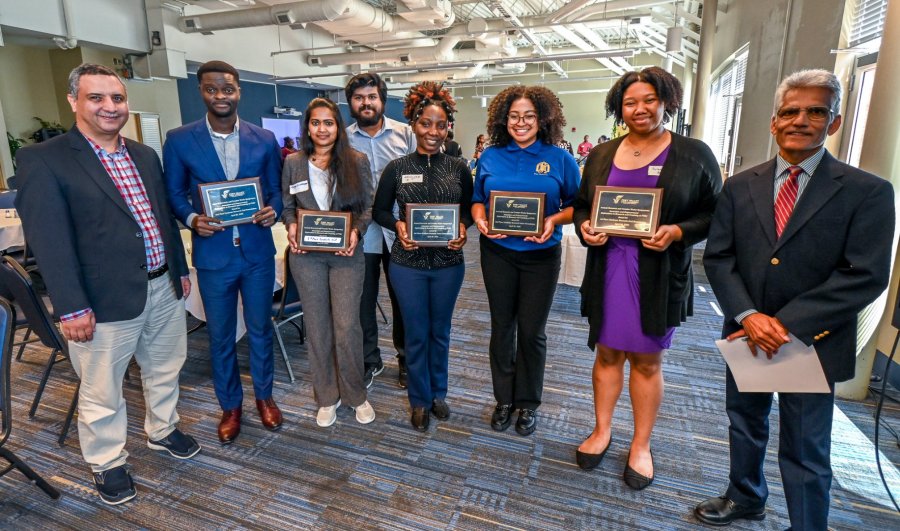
[218,407,242,444]
[256,397,283,430]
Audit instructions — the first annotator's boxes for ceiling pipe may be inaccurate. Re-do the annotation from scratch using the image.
[178,0,452,35]
[546,0,592,24]
[308,38,522,67]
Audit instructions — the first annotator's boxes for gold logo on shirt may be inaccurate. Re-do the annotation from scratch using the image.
[535,161,551,174]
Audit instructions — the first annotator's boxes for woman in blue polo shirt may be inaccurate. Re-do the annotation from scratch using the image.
[471,86,580,436]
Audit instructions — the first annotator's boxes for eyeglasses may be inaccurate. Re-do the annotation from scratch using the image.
[775,106,833,122]
[507,113,538,124]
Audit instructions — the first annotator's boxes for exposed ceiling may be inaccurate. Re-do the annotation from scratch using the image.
[172,0,704,85]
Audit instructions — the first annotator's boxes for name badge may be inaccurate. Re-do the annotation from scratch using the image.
[290,181,310,194]
[647,166,663,176]
[402,174,424,184]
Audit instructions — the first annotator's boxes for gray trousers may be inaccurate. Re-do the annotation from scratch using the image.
[290,248,367,408]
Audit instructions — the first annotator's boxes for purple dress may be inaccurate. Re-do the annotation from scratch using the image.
[596,147,675,353]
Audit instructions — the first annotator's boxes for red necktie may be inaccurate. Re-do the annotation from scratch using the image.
[775,166,802,238]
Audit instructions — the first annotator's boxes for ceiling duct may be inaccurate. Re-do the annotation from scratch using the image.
[179,0,454,37]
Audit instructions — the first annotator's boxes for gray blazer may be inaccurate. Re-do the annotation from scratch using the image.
[281,149,374,236]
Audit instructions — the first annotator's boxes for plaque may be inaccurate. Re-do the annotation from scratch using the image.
[406,203,460,247]
[488,191,545,236]
[297,210,351,251]
[198,177,263,227]
[590,186,662,238]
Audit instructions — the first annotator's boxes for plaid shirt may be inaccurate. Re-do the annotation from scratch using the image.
[60,135,166,322]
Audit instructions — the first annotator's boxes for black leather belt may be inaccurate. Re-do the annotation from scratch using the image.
[148,263,169,280]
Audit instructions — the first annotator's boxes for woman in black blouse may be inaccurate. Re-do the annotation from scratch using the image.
[373,81,473,432]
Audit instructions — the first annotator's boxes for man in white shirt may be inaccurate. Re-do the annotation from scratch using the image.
[344,73,416,389]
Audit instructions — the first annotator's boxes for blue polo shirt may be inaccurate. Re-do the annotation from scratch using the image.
[473,140,580,251]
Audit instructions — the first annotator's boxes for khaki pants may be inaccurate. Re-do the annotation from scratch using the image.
[68,275,187,472]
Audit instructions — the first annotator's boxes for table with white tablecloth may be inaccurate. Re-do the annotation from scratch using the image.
[0,210,25,252]
[181,223,290,339]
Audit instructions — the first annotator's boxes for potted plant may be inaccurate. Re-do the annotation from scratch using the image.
[30,116,66,143]
[7,131,26,171]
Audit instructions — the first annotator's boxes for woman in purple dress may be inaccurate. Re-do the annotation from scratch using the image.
[571,67,722,489]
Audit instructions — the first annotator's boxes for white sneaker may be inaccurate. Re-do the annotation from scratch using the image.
[354,400,375,424]
[316,399,341,427]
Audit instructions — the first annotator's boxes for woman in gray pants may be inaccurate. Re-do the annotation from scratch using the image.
[282,97,375,427]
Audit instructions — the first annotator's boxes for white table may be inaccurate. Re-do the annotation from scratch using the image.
[558,224,587,287]
[181,223,290,339]
[0,210,25,252]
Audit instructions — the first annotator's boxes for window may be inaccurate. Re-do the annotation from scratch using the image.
[847,0,888,47]
[705,48,749,176]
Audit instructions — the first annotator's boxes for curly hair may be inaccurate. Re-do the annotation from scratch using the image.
[299,98,366,215]
[605,66,682,127]
[402,81,456,125]
[485,86,566,147]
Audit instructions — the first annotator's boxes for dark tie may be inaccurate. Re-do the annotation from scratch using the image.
[775,166,802,238]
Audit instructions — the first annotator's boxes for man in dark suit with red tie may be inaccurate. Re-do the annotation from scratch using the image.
[697,69,894,530]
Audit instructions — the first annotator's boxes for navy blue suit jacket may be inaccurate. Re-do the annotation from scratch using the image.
[704,151,894,382]
[163,118,283,270]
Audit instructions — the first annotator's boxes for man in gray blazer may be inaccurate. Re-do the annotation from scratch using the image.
[697,69,894,530]
[15,63,199,506]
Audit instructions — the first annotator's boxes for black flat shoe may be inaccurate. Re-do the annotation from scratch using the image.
[491,403,512,431]
[411,407,430,432]
[694,495,766,526]
[623,450,654,490]
[431,398,450,420]
[575,436,612,471]
[515,409,536,436]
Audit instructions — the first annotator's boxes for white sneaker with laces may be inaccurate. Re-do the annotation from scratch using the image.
[316,399,341,427]
[354,400,375,424]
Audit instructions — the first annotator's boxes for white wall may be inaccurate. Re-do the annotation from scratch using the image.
[710,0,846,169]
[0,0,150,53]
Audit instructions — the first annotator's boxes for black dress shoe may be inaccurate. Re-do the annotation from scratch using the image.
[575,436,612,471]
[491,404,512,431]
[431,398,450,420]
[411,407,430,432]
[623,450,654,490]
[694,495,766,526]
[515,409,536,436]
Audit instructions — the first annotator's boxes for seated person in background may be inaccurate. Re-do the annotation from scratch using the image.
[281,136,297,160]
[443,129,463,157]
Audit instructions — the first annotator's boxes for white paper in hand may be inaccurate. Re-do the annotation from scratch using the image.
[715,334,830,393]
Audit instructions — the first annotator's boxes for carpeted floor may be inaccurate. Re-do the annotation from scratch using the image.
[1,230,899,530]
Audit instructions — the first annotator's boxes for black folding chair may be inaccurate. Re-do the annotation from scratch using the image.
[0,297,60,499]
[0,257,77,445]
[271,248,304,383]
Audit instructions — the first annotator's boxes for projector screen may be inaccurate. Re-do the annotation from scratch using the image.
[262,117,302,148]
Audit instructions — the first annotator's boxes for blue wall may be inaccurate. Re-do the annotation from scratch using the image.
[176,74,408,134]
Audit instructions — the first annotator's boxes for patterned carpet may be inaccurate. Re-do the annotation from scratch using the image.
[2,230,899,530]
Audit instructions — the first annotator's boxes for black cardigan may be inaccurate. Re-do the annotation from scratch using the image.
[572,133,722,348]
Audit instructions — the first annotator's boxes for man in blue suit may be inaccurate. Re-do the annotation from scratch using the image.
[164,61,284,444]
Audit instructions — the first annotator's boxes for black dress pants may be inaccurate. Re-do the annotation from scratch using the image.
[480,237,560,410]
[360,239,405,368]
